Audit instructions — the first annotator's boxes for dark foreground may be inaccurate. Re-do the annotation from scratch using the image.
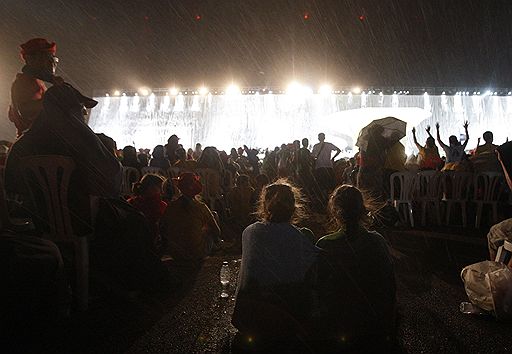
[6,226,512,353]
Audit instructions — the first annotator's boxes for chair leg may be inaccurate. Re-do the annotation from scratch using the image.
[461,202,467,228]
[446,202,452,225]
[408,202,414,228]
[475,202,483,229]
[75,237,89,312]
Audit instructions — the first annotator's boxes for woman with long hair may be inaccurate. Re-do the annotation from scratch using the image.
[232,179,318,348]
[315,185,396,350]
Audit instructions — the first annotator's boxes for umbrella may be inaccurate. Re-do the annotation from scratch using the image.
[356,117,407,151]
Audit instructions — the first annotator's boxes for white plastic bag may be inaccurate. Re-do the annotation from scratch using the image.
[461,260,512,319]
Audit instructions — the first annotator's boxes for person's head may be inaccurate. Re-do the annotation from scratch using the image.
[318,133,326,142]
[122,145,137,161]
[230,148,238,158]
[133,174,164,198]
[20,38,58,76]
[177,172,203,198]
[328,184,368,230]
[255,174,270,189]
[448,135,459,146]
[152,145,165,159]
[175,147,186,161]
[237,147,244,156]
[218,150,228,164]
[195,143,202,151]
[138,153,149,167]
[483,131,493,144]
[187,148,194,159]
[167,134,179,146]
[426,136,435,148]
[197,147,222,169]
[256,179,305,224]
[302,138,309,148]
[293,140,300,150]
[236,174,250,187]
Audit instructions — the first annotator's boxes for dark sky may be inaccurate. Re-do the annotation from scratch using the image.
[1,0,512,140]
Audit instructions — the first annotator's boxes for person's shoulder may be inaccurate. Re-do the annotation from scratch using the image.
[316,231,342,247]
[242,221,266,238]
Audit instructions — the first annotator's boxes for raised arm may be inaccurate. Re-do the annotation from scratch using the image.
[462,121,469,149]
[331,144,342,161]
[436,123,448,149]
[412,127,422,150]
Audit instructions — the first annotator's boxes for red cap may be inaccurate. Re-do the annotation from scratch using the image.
[177,173,203,198]
[20,38,57,58]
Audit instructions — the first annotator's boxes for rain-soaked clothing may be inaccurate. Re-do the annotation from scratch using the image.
[315,227,396,342]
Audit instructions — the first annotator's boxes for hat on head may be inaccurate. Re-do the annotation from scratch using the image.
[20,38,56,58]
[177,172,202,198]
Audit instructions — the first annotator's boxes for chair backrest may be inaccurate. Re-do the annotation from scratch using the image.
[441,171,473,201]
[20,155,76,241]
[141,166,169,179]
[474,172,505,202]
[417,170,443,200]
[121,167,141,195]
[390,172,417,201]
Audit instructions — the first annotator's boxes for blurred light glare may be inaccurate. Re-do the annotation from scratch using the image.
[352,86,362,94]
[113,90,120,96]
[226,84,241,95]
[199,86,209,95]
[319,84,332,95]
[169,87,179,96]
[138,87,150,96]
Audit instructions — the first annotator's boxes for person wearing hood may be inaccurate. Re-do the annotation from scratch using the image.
[160,173,221,261]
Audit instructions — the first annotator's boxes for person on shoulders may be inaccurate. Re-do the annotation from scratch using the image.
[413,126,442,170]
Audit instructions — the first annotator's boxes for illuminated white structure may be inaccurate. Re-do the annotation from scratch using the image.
[88,90,512,155]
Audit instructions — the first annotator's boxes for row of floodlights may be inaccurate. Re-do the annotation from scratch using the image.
[104,84,512,97]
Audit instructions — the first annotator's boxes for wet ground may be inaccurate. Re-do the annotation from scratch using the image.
[9,221,512,353]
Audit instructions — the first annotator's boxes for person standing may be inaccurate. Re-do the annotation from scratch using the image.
[8,38,61,137]
[312,133,341,199]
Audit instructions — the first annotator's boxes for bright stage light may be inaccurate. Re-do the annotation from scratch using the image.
[286,81,312,95]
[138,87,150,96]
[113,90,120,96]
[319,84,333,95]
[199,86,209,95]
[226,84,241,95]
[169,87,179,96]
[352,86,362,94]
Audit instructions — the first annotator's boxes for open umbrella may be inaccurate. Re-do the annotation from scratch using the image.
[356,117,407,151]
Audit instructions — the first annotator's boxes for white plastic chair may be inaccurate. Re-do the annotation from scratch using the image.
[417,171,443,226]
[121,167,140,196]
[474,172,505,228]
[441,171,473,227]
[20,155,89,311]
[390,172,418,227]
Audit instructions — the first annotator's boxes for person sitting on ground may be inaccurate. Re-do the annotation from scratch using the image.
[413,126,442,170]
[315,185,397,350]
[174,147,197,171]
[227,174,255,227]
[436,121,470,171]
[487,141,512,260]
[160,173,221,261]
[128,174,167,250]
[122,145,142,171]
[475,131,498,156]
[232,180,319,345]
[149,145,171,170]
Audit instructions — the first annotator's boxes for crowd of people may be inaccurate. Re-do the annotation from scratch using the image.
[1,37,512,350]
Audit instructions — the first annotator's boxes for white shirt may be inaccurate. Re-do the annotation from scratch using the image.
[312,142,338,169]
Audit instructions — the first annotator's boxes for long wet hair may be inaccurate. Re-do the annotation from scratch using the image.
[328,184,372,232]
[255,179,306,224]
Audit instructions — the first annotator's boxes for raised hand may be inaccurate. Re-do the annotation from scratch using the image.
[463,121,469,129]
[477,137,481,145]
[435,122,440,130]
[412,127,416,134]
[426,126,431,133]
